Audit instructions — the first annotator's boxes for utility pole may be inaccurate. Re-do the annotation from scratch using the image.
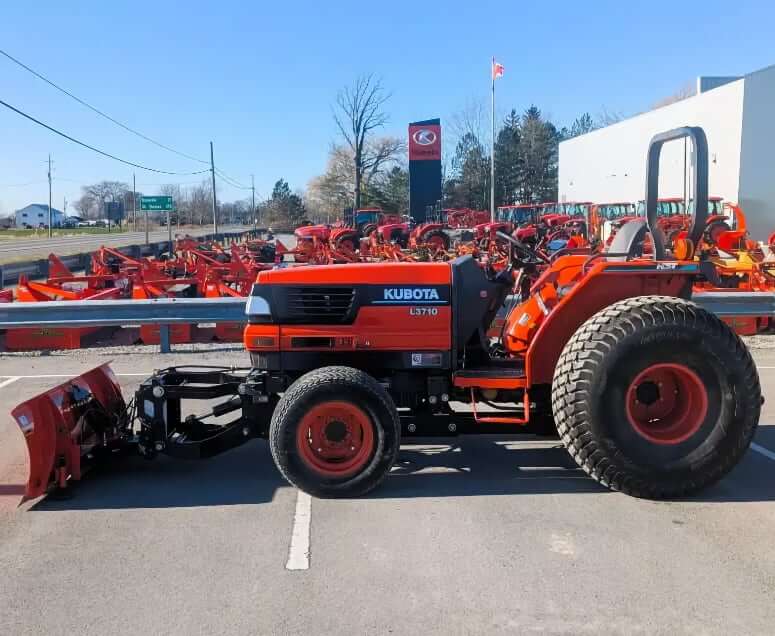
[133,172,137,232]
[210,141,218,234]
[251,174,256,229]
[47,154,53,237]
[490,60,496,223]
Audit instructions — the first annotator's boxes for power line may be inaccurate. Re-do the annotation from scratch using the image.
[1,180,47,187]
[136,180,207,188]
[0,48,209,165]
[215,168,251,189]
[0,98,211,176]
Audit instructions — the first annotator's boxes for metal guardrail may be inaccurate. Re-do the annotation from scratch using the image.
[690,291,775,317]
[0,297,248,353]
[0,297,247,328]
[0,291,771,354]
[494,292,775,321]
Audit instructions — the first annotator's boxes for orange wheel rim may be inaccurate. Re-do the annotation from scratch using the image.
[296,401,375,477]
[625,363,708,445]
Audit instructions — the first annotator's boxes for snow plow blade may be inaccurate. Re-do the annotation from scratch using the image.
[11,364,127,501]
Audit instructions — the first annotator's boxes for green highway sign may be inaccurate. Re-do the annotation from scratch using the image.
[140,196,174,211]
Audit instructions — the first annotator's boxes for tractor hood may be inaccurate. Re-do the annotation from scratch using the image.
[294,225,330,240]
[245,261,452,324]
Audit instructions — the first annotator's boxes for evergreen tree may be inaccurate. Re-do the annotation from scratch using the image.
[494,109,522,205]
[444,132,489,209]
[266,178,306,226]
[518,106,558,203]
[368,166,409,213]
[569,112,596,138]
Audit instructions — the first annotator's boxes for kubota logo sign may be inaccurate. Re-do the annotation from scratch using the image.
[384,288,440,301]
[412,129,437,146]
[408,122,441,161]
[374,287,446,304]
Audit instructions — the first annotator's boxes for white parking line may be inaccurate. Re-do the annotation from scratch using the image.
[286,490,312,571]
[751,443,775,462]
[0,376,20,389]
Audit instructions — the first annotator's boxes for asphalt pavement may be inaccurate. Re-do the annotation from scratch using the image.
[0,225,253,263]
[0,345,774,634]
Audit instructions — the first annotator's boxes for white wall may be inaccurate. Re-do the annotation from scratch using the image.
[559,79,745,207]
[738,65,775,240]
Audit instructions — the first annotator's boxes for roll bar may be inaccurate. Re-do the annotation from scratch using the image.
[645,126,709,260]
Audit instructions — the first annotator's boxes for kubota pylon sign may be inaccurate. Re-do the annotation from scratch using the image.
[408,118,442,223]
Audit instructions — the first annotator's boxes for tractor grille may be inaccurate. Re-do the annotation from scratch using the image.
[284,286,356,323]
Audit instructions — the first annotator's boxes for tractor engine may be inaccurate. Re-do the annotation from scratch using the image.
[243,259,508,404]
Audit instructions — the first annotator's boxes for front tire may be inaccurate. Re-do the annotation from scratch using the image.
[269,366,400,497]
[551,296,760,498]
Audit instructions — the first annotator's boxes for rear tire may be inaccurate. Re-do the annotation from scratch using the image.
[269,366,400,497]
[334,232,358,253]
[360,223,378,238]
[421,229,450,251]
[551,296,760,498]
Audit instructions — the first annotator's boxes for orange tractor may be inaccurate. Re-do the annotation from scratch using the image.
[293,208,407,261]
[408,208,491,253]
[12,127,764,502]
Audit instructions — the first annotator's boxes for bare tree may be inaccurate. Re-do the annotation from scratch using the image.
[73,193,98,219]
[333,74,391,209]
[83,180,130,221]
[159,184,184,224]
[189,181,212,226]
[596,106,626,128]
[449,98,488,146]
[446,98,489,191]
[306,145,355,221]
[307,137,404,220]
[362,137,405,183]
[651,82,696,109]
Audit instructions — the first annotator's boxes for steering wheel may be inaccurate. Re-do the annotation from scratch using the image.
[496,231,550,266]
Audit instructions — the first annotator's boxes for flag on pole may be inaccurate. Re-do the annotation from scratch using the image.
[492,60,505,80]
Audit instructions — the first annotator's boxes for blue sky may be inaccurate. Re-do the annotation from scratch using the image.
[0,0,772,215]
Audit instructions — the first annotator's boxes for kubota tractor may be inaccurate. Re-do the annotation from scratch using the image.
[12,127,763,502]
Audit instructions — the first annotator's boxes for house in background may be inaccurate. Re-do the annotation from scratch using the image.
[15,204,65,228]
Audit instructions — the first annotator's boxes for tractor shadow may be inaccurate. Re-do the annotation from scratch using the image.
[377,436,609,498]
[380,434,775,503]
[693,430,775,503]
[27,433,775,510]
[29,439,286,512]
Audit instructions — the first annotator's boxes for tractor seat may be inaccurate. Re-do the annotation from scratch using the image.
[605,219,648,261]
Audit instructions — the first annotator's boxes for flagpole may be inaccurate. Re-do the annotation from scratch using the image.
[490,57,496,223]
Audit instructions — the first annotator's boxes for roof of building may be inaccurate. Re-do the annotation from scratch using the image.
[16,204,65,215]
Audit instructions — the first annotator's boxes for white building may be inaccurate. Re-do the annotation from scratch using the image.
[15,204,65,228]
[559,64,775,240]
